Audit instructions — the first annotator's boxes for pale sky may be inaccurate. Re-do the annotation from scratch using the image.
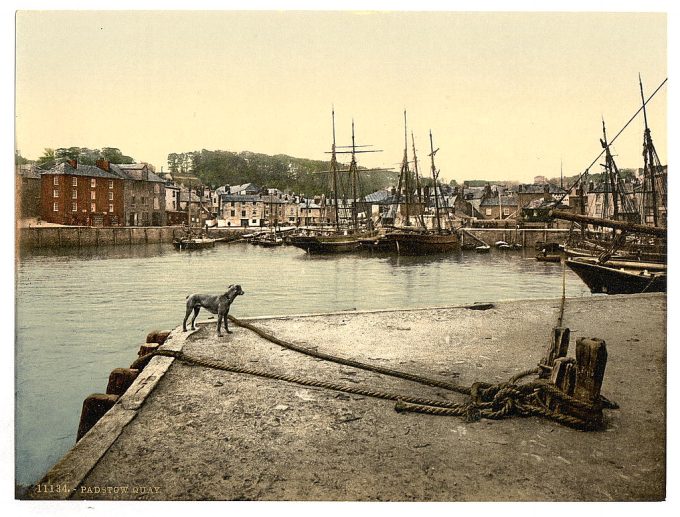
[15,10,667,184]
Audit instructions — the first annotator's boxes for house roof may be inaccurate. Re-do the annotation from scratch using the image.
[480,195,518,207]
[220,194,262,203]
[515,183,567,194]
[108,163,165,183]
[364,190,392,203]
[17,164,42,179]
[42,162,122,180]
[229,183,261,194]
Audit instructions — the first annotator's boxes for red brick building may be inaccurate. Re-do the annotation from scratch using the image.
[40,161,125,226]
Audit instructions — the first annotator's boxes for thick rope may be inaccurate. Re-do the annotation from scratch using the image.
[228,314,472,395]
[132,349,464,409]
[133,349,608,430]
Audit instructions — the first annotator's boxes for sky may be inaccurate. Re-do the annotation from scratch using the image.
[14,10,667,186]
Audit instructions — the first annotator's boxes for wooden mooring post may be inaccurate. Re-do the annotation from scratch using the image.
[538,327,609,429]
[76,329,171,442]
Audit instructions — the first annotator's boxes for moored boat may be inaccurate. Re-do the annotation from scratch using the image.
[565,257,666,294]
[172,236,216,250]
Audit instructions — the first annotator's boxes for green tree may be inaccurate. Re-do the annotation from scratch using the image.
[37,148,56,169]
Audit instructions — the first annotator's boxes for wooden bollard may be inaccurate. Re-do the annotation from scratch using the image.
[546,357,576,412]
[574,337,608,403]
[138,342,160,358]
[146,330,171,345]
[106,368,140,396]
[76,394,119,441]
[539,327,570,378]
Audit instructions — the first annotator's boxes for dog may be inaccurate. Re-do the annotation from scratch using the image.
[183,284,245,337]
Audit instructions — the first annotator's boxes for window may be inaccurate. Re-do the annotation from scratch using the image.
[153,198,159,210]
[53,176,59,185]
[53,189,59,198]
[109,204,114,213]
[252,219,257,224]
[230,210,235,217]
[241,210,246,217]
[72,202,77,212]
[141,197,145,205]
[503,208,510,216]
[231,201,235,207]
[90,203,96,212]
[154,184,160,194]
[91,178,96,188]
[72,177,77,186]
[53,202,58,212]
[132,195,136,206]
[108,192,114,201]
[91,191,96,200]
[72,190,77,199]
[485,208,492,216]
[109,180,114,189]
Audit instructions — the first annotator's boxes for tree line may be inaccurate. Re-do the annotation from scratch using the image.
[33,147,136,170]
[168,149,401,197]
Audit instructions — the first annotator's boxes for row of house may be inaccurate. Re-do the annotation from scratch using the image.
[18,161,662,229]
[19,160,166,227]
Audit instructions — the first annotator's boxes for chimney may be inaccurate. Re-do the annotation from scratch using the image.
[96,159,110,172]
[67,159,77,169]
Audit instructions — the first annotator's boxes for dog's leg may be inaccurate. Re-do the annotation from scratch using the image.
[190,306,200,330]
[217,313,223,337]
[183,305,193,332]
[224,310,232,334]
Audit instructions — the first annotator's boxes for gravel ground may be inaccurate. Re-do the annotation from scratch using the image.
[72,294,665,501]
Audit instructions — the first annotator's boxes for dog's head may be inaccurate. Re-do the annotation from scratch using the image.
[229,284,245,296]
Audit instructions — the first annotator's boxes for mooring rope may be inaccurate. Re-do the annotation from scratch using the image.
[132,349,607,430]
[558,258,567,328]
[228,314,472,396]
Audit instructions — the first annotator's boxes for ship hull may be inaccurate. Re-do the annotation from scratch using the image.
[566,258,666,294]
[375,231,460,255]
[288,234,361,254]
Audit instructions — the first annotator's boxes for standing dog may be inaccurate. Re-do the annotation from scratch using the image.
[183,284,245,336]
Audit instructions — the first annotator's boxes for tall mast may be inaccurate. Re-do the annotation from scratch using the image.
[639,74,660,227]
[429,130,442,232]
[411,132,426,229]
[600,118,618,220]
[330,107,340,231]
[350,119,358,231]
[402,111,411,226]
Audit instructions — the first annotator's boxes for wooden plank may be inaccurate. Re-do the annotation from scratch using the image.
[539,327,570,378]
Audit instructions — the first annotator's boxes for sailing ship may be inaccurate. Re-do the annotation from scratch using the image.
[289,110,379,254]
[553,77,667,293]
[253,191,284,247]
[173,185,216,250]
[366,114,459,254]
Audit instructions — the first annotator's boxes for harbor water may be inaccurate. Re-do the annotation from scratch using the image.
[15,242,592,487]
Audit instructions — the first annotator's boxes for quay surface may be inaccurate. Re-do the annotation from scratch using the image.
[33,294,666,501]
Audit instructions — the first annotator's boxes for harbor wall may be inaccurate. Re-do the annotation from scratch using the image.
[18,226,242,250]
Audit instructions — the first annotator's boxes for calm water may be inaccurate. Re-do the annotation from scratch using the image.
[15,242,592,486]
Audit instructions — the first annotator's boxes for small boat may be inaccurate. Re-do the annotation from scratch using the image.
[495,240,511,250]
[536,242,563,262]
[475,244,491,253]
[172,236,216,250]
[255,233,284,247]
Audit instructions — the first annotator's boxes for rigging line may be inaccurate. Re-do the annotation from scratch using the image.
[556,77,667,205]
